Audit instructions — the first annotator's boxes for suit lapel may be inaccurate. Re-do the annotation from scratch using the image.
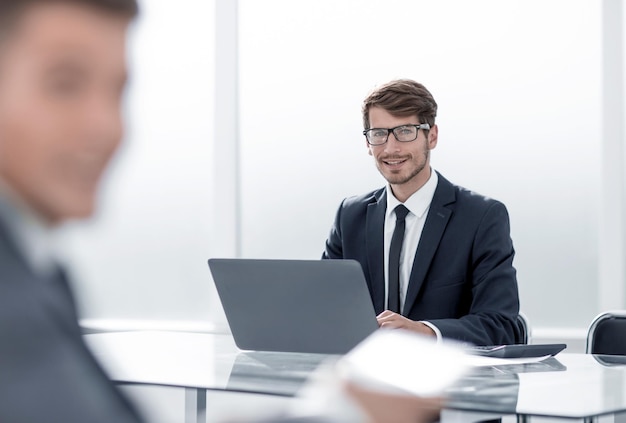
[366,189,387,314]
[0,216,33,277]
[0,215,81,337]
[402,174,455,316]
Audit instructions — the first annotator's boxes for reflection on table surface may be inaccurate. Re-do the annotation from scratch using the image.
[593,355,626,367]
[226,351,338,396]
[85,331,335,396]
[445,358,567,415]
[86,331,626,419]
[446,354,626,419]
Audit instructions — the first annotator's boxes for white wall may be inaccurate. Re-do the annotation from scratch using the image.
[239,0,602,328]
[60,0,617,334]
[60,0,218,323]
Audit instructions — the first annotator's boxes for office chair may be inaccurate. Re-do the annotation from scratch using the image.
[517,312,531,345]
[515,313,531,423]
[586,310,626,355]
[585,311,626,423]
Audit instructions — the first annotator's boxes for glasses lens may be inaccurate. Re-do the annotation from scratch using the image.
[393,125,419,142]
[366,129,389,145]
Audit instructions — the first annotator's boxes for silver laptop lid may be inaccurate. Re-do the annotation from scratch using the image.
[208,259,378,354]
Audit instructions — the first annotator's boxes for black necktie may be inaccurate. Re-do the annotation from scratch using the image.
[388,204,409,313]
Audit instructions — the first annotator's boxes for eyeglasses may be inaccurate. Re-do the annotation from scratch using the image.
[363,123,431,146]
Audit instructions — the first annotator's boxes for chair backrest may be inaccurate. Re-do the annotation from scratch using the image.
[517,312,531,345]
[586,310,626,354]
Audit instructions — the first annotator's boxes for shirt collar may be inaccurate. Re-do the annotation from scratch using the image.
[386,168,439,219]
[0,180,60,277]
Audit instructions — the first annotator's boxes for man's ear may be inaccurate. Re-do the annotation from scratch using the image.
[428,124,438,149]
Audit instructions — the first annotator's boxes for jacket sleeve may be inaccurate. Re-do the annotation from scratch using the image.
[428,201,521,345]
[322,199,346,260]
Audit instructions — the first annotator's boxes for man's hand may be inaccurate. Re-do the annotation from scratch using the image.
[376,310,436,337]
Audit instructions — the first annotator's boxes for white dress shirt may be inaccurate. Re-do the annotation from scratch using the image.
[383,169,442,338]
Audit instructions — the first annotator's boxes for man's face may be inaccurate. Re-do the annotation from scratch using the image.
[367,106,437,189]
[0,3,130,224]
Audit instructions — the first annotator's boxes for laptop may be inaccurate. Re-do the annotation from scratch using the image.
[208,258,379,354]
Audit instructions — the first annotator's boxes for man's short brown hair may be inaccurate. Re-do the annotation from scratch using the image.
[362,79,438,129]
[0,0,139,41]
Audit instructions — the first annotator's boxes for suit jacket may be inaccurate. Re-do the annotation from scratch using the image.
[323,172,521,345]
[0,218,144,422]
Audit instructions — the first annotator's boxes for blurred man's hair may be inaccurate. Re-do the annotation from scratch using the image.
[0,0,139,41]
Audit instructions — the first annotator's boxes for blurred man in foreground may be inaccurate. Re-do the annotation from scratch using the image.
[0,0,143,421]
[0,1,450,422]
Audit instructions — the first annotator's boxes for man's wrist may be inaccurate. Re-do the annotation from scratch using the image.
[419,321,442,341]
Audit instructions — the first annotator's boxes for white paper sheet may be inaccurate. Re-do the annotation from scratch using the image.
[339,329,471,397]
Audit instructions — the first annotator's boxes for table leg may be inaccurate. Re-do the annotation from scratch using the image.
[185,388,207,423]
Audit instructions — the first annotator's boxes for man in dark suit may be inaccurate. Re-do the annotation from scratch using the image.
[0,0,144,421]
[323,79,520,346]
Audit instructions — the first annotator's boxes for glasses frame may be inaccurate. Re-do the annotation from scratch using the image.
[363,123,431,146]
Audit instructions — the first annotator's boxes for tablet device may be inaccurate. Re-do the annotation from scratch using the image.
[468,343,567,359]
[208,258,379,354]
